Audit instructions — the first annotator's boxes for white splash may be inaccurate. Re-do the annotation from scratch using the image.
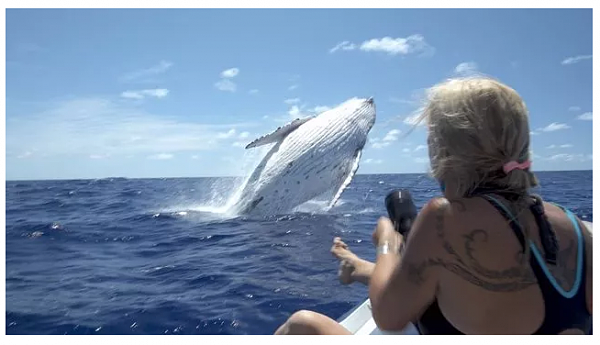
[161,144,274,219]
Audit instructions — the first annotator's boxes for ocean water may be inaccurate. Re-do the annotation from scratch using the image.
[5,171,593,335]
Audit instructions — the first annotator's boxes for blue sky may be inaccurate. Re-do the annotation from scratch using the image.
[6,9,593,180]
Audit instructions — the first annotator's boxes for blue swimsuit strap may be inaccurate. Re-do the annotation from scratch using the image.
[483,195,584,299]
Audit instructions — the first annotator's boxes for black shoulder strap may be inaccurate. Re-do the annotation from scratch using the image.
[529,194,558,265]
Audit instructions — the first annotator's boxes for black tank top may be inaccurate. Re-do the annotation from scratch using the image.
[416,194,591,334]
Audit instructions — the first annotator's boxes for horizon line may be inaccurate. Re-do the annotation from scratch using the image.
[6,169,593,183]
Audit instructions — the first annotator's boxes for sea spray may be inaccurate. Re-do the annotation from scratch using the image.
[164,144,275,217]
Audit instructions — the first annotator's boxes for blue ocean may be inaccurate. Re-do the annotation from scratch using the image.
[5,171,593,335]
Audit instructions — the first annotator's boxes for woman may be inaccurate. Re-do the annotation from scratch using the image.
[274,77,593,335]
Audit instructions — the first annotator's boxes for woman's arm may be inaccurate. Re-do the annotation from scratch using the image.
[369,198,446,331]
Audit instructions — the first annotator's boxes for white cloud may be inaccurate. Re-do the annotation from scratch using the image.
[148,153,173,160]
[454,61,478,76]
[288,84,299,91]
[364,158,383,164]
[312,105,331,113]
[285,104,322,119]
[560,144,573,148]
[220,68,239,78]
[561,55,592,65]
[215,68,240,92]
[271,100,341,123]
[530,131,539,136]
[329,41,357,53]
[284,98,300,105]
[548,153,570,161]
[120,91,145,100]
[285,103,332,120]
[383,129,401,142]
[578,112,593,121]
[17,151,33,159]
[217,129,237,139]
[121,88,169,100]
[402,148,411,153]
[414,145,427,151]
[217,130,250,143]
[143,89,169,98]
[547,153,592,162]
[371,138,391,149]
[120,60,173,83]
[538,122,571,132]
[340,35,434,56]
[191,155,200,160]
[546,145,556,149]
[248,89,259,95]
[121,91,144,99]
[372,143,390,149]
[5,98,256,158]
[146,89,169,98]
[215,79,237,92]
[414,157,430,164]
[288,105,302,118]
[232,141,246,148]
[569,106,581,112]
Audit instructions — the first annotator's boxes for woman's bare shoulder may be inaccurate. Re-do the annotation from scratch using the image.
[436,196,491,219]
[541,201,591,237]
[414,197,482,229]
[408,197,481,246]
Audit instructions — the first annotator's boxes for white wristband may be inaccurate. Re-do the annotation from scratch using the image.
[376,242,390,255]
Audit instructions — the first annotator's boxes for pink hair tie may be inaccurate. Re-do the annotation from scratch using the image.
[503,160,531,174]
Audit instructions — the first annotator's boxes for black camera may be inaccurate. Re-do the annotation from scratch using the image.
[384,189,417,236]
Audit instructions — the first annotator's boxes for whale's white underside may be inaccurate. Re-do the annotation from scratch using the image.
[229,98,376,217]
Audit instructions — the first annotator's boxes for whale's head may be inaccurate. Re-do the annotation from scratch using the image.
[328,97,376,135]
[362,97,376,131]
[360,97,376,128]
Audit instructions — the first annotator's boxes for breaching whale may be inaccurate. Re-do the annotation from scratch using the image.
[229,97,376,217]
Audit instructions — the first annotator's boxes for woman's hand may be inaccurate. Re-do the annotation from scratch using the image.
[369,199,443,331]
[372,217,403,252]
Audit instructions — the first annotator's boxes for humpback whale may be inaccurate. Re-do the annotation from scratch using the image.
[230,97,376,217]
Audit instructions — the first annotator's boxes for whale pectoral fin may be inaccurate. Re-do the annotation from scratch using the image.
[328,150,363,210]
[245,117,313,149]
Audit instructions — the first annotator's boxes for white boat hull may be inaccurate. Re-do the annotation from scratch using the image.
[338,299,419,335]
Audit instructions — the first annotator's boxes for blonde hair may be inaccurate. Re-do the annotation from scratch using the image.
[418,76,539,259]
[421,76,538,198]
